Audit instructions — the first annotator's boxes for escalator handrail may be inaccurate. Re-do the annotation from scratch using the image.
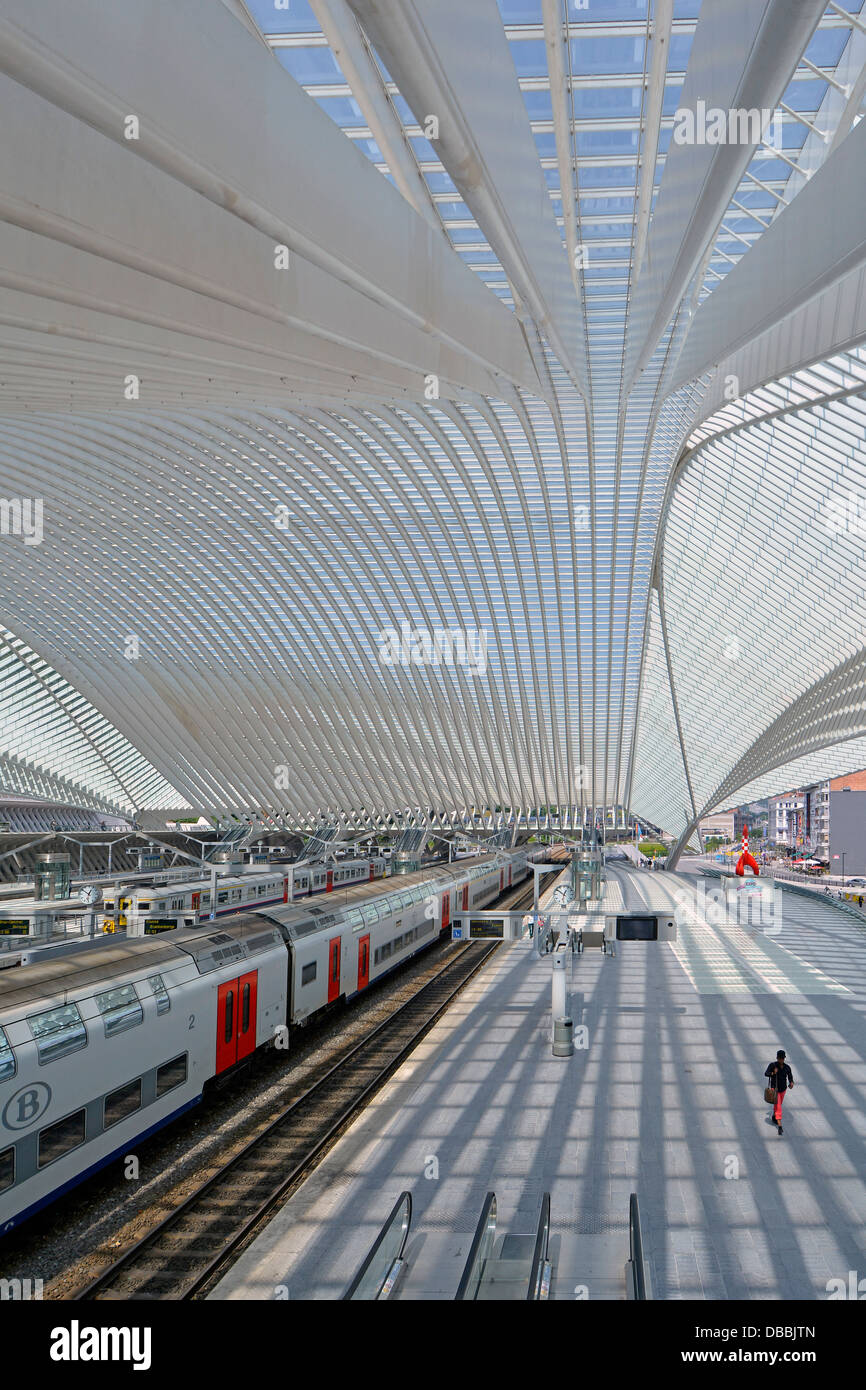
[341,1190,412,1300]
[629,1191,647,1300]
[454,1191,497,1300]
[526,1191,551,1300]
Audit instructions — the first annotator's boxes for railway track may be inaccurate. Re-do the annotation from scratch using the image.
[76,939,498,1301]
[494,877,537,911]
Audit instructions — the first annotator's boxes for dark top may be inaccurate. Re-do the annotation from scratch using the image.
[765,1061,794,1092]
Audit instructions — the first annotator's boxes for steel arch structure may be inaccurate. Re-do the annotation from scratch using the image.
[0,0,865,835]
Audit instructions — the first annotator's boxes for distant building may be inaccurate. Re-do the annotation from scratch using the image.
[699,810,735,841]
[733,802,767,841]
[803,770,866,872]
[768,790,805,847]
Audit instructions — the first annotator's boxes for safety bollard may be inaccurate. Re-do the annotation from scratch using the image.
[552,1017,574,1057]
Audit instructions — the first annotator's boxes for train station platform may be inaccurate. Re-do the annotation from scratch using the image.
[211,866,866,1301]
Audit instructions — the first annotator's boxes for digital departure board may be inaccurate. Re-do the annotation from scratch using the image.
[469,918,504,938]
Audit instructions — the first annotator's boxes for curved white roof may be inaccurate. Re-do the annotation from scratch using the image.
[0,0,864,832]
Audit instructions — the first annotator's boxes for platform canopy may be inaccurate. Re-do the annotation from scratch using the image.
[0,0,865,835]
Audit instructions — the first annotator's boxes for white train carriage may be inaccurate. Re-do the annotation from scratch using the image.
[100,855,388,935]
[0,921,287,1233]
[261,849,533,1025]
[0,847,534,1232]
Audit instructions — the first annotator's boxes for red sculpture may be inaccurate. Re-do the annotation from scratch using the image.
[735,825,760,876]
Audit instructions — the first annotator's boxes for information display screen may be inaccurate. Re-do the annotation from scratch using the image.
[469,918,504,939]
[144,919,180,934]
[0,920,30,935]
[617,915,658,941]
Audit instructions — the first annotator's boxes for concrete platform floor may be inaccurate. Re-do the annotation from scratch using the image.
[211,866,866,1301]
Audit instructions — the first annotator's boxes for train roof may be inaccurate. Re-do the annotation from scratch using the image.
[0,917,277,1010]
[113,857,383,898]
[257,852,507,940]
[0,851,521,1004]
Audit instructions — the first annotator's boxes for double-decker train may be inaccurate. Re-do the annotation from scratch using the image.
[100,855,389,935]
[0,847,540,1233]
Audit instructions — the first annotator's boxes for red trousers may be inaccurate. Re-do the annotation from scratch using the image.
[773,1089,786,1122]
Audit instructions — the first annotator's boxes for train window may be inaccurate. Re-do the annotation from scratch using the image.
[301,961,316,985]
[28,1003,87,1065]
[393,935,403,951]
[138,902,151,910]
[171,897,184,910]
[148,974,171,1015]
[0,1146,13,1193]
[241,983,251,1034]
[38,1109,85,1168]
[95,983,143,1038]
[156,1054,187,1096]
[224,990,234,1043]
[231,889,242,903]
[0,1025,15,1083]
[202,892,211,905]
[218,891,228,904]
[104,1078,142,1129]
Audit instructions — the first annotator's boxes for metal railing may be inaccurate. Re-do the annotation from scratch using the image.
[527,1192,551,1300]
[454,1191,497,1300]
[342,1191,412,1300]
[626,1192,649,1300]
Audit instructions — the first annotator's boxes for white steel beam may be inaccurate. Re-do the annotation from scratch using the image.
[0,0,543,403]
[668,116,866,394]
[623,0,827,392]
[308,0,442,232]
[345,0,589,397]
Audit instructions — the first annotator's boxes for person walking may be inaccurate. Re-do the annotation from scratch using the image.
[765,1049,794,1133]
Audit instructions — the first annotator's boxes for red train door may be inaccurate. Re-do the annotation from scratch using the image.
[500,869,504,891]
[462,883,469,910]
[237,971,258,1061]
[327,936,342,1002]
[357,934,370,991]
[283,876,289,902]
[441,893,450,934]
[191,891,201,914]
[508,864,513,887]
[217,972,259,1072]
[216,979,238,1074]
[326,867,334,893]
[369,861,375,881]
